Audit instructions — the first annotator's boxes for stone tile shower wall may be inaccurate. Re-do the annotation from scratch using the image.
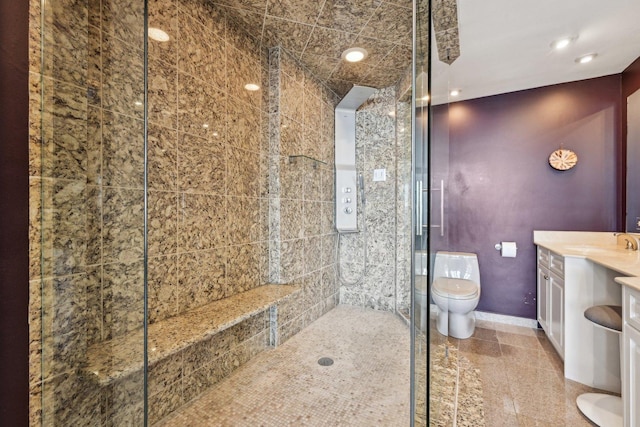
[28,0,340,424]
[339,87,400,311]
[335,81,412,315]
[145,0,269,325]
[267,47,340,343]
[395,70,414,318]
[11,0,427,421]
[27,0,149,423]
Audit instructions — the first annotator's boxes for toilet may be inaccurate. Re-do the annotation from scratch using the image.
[432,251,481,339]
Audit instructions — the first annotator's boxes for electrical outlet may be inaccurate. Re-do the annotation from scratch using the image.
[636,217,640,231]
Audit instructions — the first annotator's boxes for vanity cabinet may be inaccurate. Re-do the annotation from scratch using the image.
[623,286,640,427]
[537,247,565,359]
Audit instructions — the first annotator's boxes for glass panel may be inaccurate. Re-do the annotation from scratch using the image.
[34,0,147,424]
[425,0,459,423]
[411,0,429,425]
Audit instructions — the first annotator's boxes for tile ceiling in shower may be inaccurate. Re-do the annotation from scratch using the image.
[210,0,413,97]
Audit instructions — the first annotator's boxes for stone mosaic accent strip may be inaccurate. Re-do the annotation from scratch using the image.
[433,0,460,64]
[266,46,339,332]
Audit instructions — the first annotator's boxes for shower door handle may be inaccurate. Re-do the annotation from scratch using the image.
[416,180,423,236]
[438,179,444,237]
[431,180,445,237]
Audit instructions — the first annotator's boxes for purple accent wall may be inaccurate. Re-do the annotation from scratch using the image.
[0,0,30,424]
[442,76,621,319]
[622,57,640,231]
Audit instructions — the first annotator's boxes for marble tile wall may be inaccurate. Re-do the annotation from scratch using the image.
[267,47,340,343]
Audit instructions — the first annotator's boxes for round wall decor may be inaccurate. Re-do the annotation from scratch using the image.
[548,148,578,171]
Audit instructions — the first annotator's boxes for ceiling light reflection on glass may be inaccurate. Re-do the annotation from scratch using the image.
[148,27,170,42]
[450,89,461,97]
[342,47,368,63]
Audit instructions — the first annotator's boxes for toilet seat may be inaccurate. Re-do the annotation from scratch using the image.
[432,277,479,300]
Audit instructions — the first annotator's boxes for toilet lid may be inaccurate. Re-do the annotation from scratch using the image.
[432,278,479,300]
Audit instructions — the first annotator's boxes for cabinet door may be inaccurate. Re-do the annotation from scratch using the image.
[537,267,549,331]
[549,274,564,357]
[624,323,640,427]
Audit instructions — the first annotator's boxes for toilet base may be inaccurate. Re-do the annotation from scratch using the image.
[436,309,476,339]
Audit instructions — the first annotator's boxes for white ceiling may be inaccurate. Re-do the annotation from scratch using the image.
[431,0,640,105]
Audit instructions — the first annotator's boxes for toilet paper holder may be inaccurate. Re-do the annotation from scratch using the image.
[494,242,517,251]
[495,241,518,258]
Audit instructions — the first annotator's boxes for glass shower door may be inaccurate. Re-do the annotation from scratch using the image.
[411,0,458,424]
[34,0,148,424]
[411,0,430,425]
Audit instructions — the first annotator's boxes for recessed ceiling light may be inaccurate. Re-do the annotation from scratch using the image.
[576,53,597,64]
[244,83,260,91]
[450,89,461,97]
[420,95,430,102]
[148,27,170,42]
[342,47,368,63]
[202,123,209,129]
[551,36,576,50]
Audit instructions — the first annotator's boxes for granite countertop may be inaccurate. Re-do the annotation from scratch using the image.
[533,231,640,291]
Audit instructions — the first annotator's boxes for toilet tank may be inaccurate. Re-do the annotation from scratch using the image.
[433,251,480,285]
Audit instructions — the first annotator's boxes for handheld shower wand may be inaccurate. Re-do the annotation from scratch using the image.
[358,173,365,205]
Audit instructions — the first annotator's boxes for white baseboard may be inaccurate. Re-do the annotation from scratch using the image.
[429,303,538,328]
[474,310,538,328]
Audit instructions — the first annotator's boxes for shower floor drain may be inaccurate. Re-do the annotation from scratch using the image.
[318,357,334,366]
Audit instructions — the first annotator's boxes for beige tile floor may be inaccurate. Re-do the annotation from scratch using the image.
[154,306,604,426]
[451,319,601,426]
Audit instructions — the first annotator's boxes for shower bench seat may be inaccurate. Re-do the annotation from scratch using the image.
[83,284,301,387]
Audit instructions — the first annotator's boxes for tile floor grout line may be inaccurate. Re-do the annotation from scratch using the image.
[452,348,460,427]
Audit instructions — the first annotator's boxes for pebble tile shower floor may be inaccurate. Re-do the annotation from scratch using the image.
[154,305,411,426]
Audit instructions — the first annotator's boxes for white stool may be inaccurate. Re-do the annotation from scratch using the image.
[576,305,623,427]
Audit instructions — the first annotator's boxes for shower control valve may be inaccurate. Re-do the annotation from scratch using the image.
[343,197,352,203]
[342,187,352,193]
[344,207,353,214]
